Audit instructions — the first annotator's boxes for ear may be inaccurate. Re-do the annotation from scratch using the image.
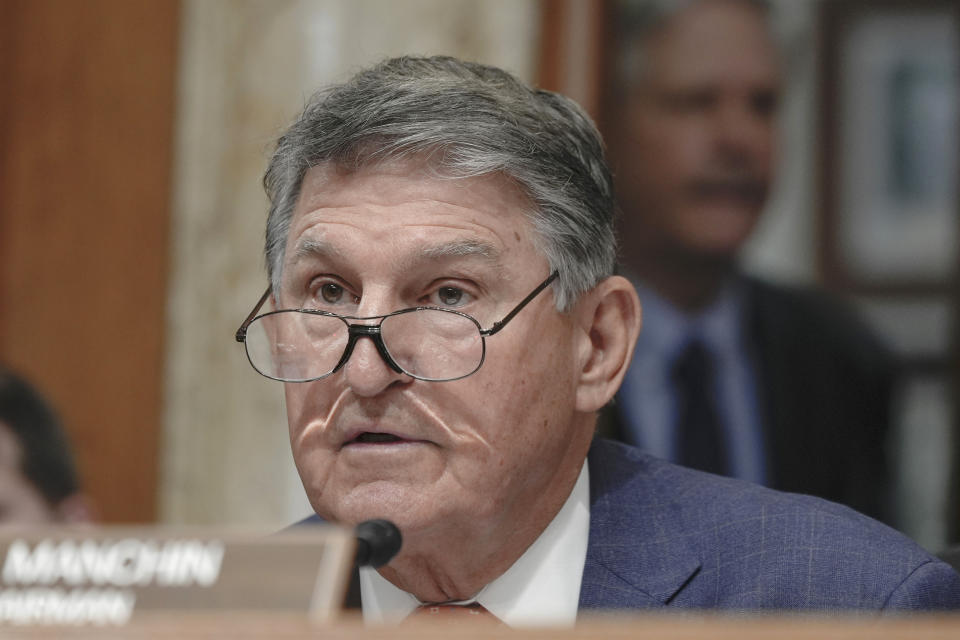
[572,275,642,413]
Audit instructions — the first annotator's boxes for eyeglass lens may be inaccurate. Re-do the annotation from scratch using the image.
[243,309,484,382]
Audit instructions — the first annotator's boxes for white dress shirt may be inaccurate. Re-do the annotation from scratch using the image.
[359,461,590,627]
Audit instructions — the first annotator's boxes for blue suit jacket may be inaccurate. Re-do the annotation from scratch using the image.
[581,438,960,611]
[310,438,960,612]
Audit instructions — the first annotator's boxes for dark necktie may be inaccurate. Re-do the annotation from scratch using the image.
[671,338,729,475]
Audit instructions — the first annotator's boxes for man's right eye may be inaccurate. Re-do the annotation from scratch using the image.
[663,89,716,114]
[319,283,344,303]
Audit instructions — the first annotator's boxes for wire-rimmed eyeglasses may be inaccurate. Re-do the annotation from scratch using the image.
[235,271,558,383]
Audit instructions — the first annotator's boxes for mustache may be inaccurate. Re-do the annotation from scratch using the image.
[686,175,768,203]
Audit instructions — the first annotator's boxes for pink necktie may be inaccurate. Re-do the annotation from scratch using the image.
[408,602,500,623]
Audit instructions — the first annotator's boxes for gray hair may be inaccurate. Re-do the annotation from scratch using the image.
[614,0,771,95]
[263,55,615,310]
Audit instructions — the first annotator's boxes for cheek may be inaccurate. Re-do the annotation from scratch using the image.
[433,373,573,523]
[283,383,310,441]
[762,132,778,174]
[283,382,336,478]
[662,123,712,177]
[465,323,578,457]
[627,120,705,196]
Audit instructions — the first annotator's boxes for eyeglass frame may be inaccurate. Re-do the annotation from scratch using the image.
[235,271,559,383]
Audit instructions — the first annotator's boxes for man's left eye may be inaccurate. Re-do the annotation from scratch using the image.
[437,286,464,306]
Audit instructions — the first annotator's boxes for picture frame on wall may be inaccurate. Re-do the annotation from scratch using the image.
[818,0,960,295]
[818,1,960,546]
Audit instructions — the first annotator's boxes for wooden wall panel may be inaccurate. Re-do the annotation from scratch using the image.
[0,0,179,522]
[537,0,609,124]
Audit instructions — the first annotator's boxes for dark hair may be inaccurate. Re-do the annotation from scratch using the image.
[263,55,616,310]
[0,367,79,505]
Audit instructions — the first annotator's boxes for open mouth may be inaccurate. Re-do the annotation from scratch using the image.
[353,432,405,444]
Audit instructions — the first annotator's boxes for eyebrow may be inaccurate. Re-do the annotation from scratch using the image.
[291,237,501,267]
[292,238,341,262]
[419,239,499,261]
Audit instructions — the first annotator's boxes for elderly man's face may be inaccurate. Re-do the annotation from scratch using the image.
[615,0,781,263]
[278,162,592,553]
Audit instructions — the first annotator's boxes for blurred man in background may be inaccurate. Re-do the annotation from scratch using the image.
[0,366,91,525]
[605,0,896,523]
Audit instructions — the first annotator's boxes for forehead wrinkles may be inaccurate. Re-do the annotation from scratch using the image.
[290,235,505,273]
[298,157,524,208]
[284,163,542,277]
[293,161,537,236]
[288,177,529,241]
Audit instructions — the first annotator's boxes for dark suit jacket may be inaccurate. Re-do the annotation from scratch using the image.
[580,439,959,610]
[601,276,896,523]
[330,438,959,612]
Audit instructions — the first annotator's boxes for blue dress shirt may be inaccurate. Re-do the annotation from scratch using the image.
[616,279,766,484]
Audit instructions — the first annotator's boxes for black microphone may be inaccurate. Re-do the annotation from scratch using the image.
[354,519,402,568]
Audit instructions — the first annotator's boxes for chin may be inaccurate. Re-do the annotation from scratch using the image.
[319,480,437,531]
[690,235,751,261]
[679,210,760,257]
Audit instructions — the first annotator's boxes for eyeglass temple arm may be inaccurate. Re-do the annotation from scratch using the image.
[481,271,558,337]
[235,287,272,342]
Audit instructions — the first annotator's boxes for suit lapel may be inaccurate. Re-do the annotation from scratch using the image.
[744,278,788,489]
[744,277,820,496]
[579,440,701,610]
[580,547,699,609]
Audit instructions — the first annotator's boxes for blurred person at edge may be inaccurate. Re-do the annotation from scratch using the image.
[0,366,93,525]
[233,55,959,624]
[603,0,896,524]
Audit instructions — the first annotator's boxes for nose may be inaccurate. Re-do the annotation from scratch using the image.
[713,99,774,167]
[341,329,412,397]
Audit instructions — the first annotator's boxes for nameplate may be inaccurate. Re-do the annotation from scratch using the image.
[0,526,354,626]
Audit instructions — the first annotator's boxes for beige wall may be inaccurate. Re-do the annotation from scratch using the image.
[161,0,540,526]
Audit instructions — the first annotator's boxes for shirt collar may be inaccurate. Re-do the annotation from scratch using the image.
[633,277,746,358]
[359,461,591,627]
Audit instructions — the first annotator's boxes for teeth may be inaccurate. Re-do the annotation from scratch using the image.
[356,432,402,443]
